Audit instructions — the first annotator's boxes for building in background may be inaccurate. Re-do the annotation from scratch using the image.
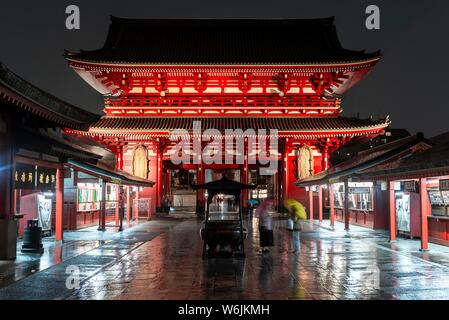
[0,62,153,260]
[296,133,432,229]
[358,133,449,250]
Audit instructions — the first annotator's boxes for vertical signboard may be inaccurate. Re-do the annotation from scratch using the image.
[14,163,36,190]
[37,167,57,191]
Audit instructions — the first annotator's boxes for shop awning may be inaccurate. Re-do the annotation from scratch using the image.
[67,159,155,187]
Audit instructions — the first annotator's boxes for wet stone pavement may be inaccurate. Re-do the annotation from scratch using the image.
[1,217,449,300]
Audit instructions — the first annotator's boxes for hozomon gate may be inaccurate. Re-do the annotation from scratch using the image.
[65,17,390,214]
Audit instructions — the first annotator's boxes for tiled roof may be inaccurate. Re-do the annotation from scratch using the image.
[0,62,100,130]
[89,116,389,133]
[16,126,102,163]
[358,136,449,179]
[296,133,430,186]
[68,159,155,187]
[66,17,381,65]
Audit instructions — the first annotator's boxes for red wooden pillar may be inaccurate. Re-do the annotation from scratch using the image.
[309,186,314,222]
[135,188,140,220]
[165,169,171,197]
[196,164,202,209]
[329,184,335,227]
[115,184,120,226]
[12,190,17,215]
[116,146,124,171]
[196,138,205,213]
[420,178,430,251]
[389,181,397,242]
[318,185,323,223]
[126,185,131,226]
[274,170,279,209]
[99,180,106,231]
[321,145,329,171]
[55,166,64,241]
[0,128,13,220]
[344,179,349,230]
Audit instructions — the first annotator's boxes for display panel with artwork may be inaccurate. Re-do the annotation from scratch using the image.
[428,189,444,205]
[396,193,410,233]
[348,187,374,211]
[333,184,345,208]
[37,194,52,232]
[77,183,102,212]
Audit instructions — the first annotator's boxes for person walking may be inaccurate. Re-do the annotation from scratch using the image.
[162,195,171,214]
[290,211,302,253]
[284,199,306,254]
[255,199,275,253]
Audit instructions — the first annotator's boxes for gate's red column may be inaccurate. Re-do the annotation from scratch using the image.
[156,140,163,211]
[282,139,290,203]
[117,146,124,171]
[420,178,430,251]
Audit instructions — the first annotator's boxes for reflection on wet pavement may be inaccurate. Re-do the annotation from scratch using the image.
[2,217,449,300]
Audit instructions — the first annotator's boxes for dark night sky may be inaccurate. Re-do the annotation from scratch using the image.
[0,0,448,137]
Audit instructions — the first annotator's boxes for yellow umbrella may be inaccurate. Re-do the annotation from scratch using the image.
[284,199,307,220]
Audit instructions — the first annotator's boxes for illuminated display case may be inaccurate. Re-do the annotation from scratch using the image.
[348,186,374,211]
[441,191,449,206]
[333,182,374,211]
[77,183,102,212]
[333,183,344,209]
[428,188,447,216]
[105,184,117,209]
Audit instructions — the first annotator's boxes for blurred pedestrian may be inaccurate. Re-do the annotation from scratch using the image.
[162,195,171,214]
[255,198,275,253]
[284,199,306,254]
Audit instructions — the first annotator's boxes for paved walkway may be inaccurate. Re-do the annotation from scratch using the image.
[2,217,449,300]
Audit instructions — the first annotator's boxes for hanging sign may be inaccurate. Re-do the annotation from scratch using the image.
[403,180,418,193]
[14,163,36,190]
[37,167,57,191]
[439,179,449,191]
[349,187,371,194]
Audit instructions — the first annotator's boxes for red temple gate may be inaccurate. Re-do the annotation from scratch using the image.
[65,17,389,214]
